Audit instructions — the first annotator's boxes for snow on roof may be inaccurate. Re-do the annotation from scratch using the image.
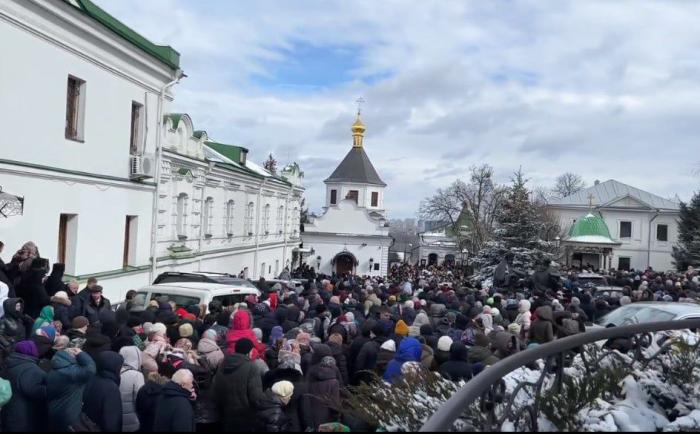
[549,179,679,211]
[245,160,273,177]
[566,235,622,245]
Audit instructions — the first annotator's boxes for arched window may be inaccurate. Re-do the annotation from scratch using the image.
[203,197,214,236]
[292,207,299,237]
[225,200,235,236]
[263,204,271,235]
[277,206,285,234]
[176,193,189,238]
[245,202,255,236]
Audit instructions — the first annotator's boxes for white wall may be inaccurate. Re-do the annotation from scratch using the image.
[325,182,384,210]
[302,233,389,277]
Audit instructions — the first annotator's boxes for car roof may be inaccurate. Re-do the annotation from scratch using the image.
[577,273,605,278]
[141,282,260,295]
[619,302,700,316]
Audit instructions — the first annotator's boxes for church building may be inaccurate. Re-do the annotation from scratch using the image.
[301,113,391,276]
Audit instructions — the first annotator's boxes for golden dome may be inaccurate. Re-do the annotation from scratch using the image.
[351,112,365,148]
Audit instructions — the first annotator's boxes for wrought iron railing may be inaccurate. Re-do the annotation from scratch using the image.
[420,319,700,432]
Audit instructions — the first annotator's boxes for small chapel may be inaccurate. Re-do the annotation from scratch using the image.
[300,111,392,276]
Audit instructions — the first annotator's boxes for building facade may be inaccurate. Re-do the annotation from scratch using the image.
[547,180,680,272]
[302,114,391,276]
[0,0,304,302]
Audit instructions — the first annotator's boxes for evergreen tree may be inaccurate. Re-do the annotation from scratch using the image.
[263,153,278,174]
[672,192,700,271]
[495,169,543,249]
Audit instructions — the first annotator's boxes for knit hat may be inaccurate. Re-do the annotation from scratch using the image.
[15,340,39,358]
[36,326,56,343]
[404,300,415,310]
[235,338,255,355]
[271,380,295,399]
[328,333,343,347]
[437,336,453,352]
[71,316,89,330]
[320,355,337,368]
[51,291,72,306]
[178,323,193,338]
[394,320,409,337]
[150,322,167,336]
[508,323,522,335]
[380,339,396,352]
[389,295,397,302]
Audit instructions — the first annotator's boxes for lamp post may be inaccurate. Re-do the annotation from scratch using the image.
[0,186,24,218]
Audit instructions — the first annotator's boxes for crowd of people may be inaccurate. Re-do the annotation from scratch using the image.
[0,239,698,432]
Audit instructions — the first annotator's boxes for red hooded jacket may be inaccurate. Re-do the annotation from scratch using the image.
[225,310,266,361]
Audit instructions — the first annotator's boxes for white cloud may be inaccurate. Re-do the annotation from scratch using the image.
[100,0,700,217]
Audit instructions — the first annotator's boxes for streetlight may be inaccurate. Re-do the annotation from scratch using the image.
[0,186,24,218]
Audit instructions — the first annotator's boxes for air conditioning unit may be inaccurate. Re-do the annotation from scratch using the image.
[130,154,156,180]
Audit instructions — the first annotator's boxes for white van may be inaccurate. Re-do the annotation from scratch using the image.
[123,282,261,313]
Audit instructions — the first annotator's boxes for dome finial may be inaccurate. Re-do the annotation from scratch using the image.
[352,97,366,148]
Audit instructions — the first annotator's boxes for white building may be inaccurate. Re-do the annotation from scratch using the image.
[547,180,681,272]
[416,227,462,267]
[0,0,304,301]
[301,113,391,276]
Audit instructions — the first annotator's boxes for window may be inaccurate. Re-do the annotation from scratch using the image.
[225,200,235,235]
[292,207,299,237]
[618,257,631,271]
[58,214,78,275]
[263,204,271,234]
[371,192,379,207]
[261,262,266,278]
[277,206,284,234]
[620,221,632,239]
[346,190,359,204]
[203,197,214,236]
[245,202,255,236]
[123,216,138,268]
[65,76,86,141]
[176,193,189,238]
[330,189,337,205]
[374,263,380,271]
[129,101,144,155]
[657,224,668,242]
[275,260,280,276]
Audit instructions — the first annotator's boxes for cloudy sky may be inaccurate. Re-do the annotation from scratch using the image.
[102,0,700,217]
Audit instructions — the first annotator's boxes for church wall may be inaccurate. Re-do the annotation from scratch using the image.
[301,233,390,277]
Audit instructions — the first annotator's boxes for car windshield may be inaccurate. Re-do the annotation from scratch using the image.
[215,278,257,288]
[149,292,201,309]
[596,305,675,326]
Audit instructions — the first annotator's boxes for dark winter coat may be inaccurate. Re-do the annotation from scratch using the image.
[17,267,50,319]
[0,298,32,343]
[304,364,340,429]
[85,296,112,325]
[83,351,124,432]
[1,352,48,432]
[376,347,395,376]
[347,334,370,379]
[45,263,67,297]
[327,341,349,385]
[439,342,472,382]
[213,353,265,431]
[529,306,554,345]
[135,380,163,432]
[262,367,306,432]
[467,345,499,366]
[152,382,196,432]
[256,390,291,432]
[47,350,97,431]
[354,336,386,374]
[52,299,73,331]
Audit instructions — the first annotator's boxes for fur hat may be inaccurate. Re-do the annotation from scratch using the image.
[150,322,167,336]
[51,291,72,306]
[178,323,193,338]
[271,380,295,399]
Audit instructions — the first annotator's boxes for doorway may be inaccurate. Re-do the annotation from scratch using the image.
[335,253,355,275]
[428,253,438,266]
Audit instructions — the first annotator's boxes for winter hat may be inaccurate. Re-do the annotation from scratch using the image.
[380,339,396,352]
[296,332,312,347]
[571,297,581,307]
[404,300,415,310]
[253,328,263,342]
[271,380,295,399]
[71,316,89,330]
[15,340,39,358]
[320,355,337,368]
[328,333,344,347]
[269,326,285,346]
[150,322,167,336]
[437,336,454,352]
[51,291,72,306]
[36,326,57,343]
[508,323,522,335]
[491,308,500,318]
[330,296,341,305]
[235,338,255,355]
[178,323,193,339]
[394,320,410,337]
[143,322,154,336]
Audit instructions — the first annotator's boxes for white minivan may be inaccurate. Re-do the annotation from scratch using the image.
[122,282,261,313]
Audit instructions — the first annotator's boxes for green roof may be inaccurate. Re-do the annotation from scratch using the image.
[65,0,180,70]
[567,213,619,244]
[164,113,184,129]
[205,141,246,162]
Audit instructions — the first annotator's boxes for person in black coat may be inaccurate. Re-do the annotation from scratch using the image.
[152,369,196,432]
[50,291,73,332]
[262,362,307,432]
[348,320,374,382]
[256,386,293,432]
[17,258,50,319]
[83,351,124,432]
[1,340,48,432]
[84,286,112,326]
[136,373,167,433]
[439,342,472,382]
[44,263,68,297]
[0,298,33,344]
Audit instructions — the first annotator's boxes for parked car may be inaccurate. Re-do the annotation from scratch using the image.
[113,281,261,313]
[575,273,625,296]
[588,302,700,330]
[153,271,258,289]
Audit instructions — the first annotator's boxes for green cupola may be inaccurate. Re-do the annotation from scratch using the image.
[566,213,619,244]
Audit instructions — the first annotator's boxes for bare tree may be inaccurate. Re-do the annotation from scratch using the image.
[552,173,586,198]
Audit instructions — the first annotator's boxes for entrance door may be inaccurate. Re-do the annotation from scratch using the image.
[428,253,438,266]
[336,254,354,275]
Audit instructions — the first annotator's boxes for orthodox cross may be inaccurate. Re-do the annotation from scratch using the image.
[355,97,365,115]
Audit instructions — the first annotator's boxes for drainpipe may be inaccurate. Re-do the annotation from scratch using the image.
[282,184,294,272]
[149,70,186,284]
[647,210,660,270]
[197,162,216,271]
[253,178,269,279]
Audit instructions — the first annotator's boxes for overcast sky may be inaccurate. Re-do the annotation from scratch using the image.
[102,0,700,218]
